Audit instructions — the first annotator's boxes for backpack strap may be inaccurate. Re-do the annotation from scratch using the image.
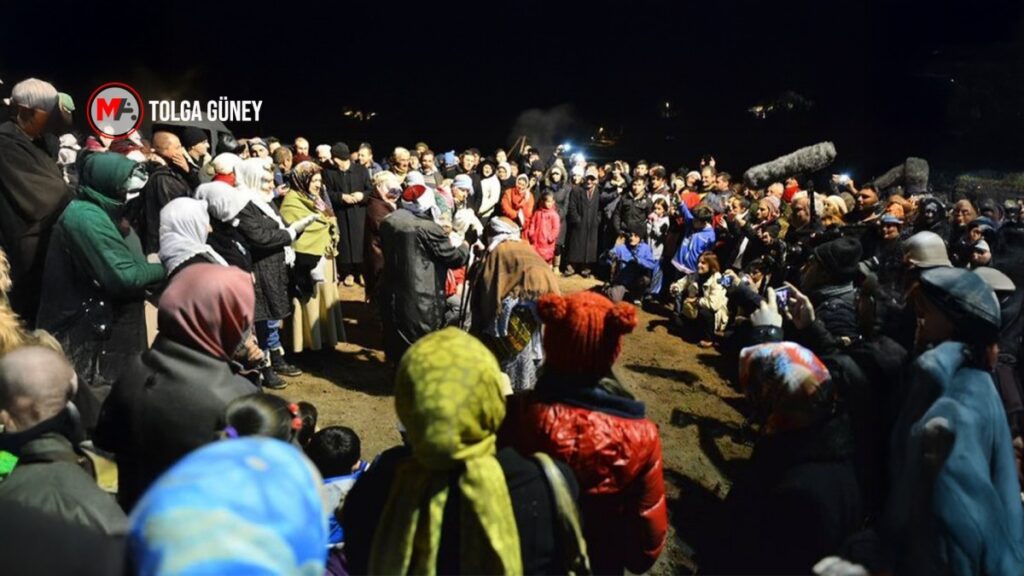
[532,452,591,576]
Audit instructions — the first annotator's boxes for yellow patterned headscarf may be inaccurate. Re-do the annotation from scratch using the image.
[369,328,521,575]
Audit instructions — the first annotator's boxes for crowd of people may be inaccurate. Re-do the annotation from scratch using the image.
[2,76,1024,575]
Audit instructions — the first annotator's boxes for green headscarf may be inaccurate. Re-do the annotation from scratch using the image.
[370,328,522,575]
[77,152,140,215]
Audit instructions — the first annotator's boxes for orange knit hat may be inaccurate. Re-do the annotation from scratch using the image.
[537,291,637,375]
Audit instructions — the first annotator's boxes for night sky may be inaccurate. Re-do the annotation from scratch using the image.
[3,0,1023,180]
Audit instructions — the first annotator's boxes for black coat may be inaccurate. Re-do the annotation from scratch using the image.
[139,164,192,255]
[323,163,372,265]
[543,181,572,245]
[0,121,72,324]
[614,193,654,236]
[341,445,579,575]
[94,336,257,510]
[565,185,601,264]
[234,202,294,321]
[378,209,469,361]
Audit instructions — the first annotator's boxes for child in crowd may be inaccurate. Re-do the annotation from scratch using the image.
[223,394,307,444]
[305,426,368,547]
[527,191,561,268]
[296,401,318,447]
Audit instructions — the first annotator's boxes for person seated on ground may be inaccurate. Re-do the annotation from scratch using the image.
[606,223,659,304]
[887,267,1024,575]
[670,251,729,347]
[710,342,864,574]
[35,152,166,431]
[94,264,259,511]
[128,437,328,575]
[0,346,128,535]
[222,393,307,444]
[502,292,667,575]
[306,426,368,550]
[671,204,716,277]
[341,328,584,575]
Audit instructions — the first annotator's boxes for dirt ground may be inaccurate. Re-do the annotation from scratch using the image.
[275,275,754,575]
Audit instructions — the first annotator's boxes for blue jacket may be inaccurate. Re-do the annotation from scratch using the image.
[609,242,658,286]
[672,226,716,274]
[888,341,1024,575]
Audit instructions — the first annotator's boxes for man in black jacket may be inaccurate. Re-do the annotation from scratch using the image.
[378,183,470,363]
[323,142,372,286]
[138,131,194,255]
[614,176,653,237]
[0,78,72,325]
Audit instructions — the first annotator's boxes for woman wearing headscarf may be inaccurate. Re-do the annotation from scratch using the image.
[129,438,328,575]
[709,342,863,574]
[470,217,560,392]
[341,328,582,575]
[280,161,346,353]
[157,197,227,277]
[502,292,667,575]
[200,162,316,388]
[500,173,535,236]
[364,170,401,302]
[36,152,165,430]
[95,264,259,511]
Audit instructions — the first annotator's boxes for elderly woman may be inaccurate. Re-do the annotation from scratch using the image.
[158,197,227,277]
[341,328,583,574]
[710,342,862,574]
[470,217,560,392]
[280,161,346,353]
[36,152,165,429]
[364,170,400,302]
[198,164,315,388]
[95,264,259,510]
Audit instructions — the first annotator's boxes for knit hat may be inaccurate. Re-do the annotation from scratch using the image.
[405,171,426,187]
[903,231,952,269]
[247,137,268,151]
[331,142,350,160]
[813,237,862,280]
[917,267,1001,342]
[826,195,849,215]
[181,127,209,150]
[452,174,474,192]
[738,342,833,433]
[537,292,637,375]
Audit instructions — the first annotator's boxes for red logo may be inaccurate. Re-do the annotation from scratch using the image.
[86,82,144,140]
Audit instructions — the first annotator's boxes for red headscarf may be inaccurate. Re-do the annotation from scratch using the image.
[157,264,255,359]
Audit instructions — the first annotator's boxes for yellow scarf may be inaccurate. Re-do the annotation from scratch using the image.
[370,328,522,575]
[279,190,338,257]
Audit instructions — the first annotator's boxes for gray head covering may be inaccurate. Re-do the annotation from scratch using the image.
[10,78,58,111]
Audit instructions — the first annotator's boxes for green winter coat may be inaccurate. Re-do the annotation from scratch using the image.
[37,153,166,429]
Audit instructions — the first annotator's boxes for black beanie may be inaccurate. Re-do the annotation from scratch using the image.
[181,127,208,150]
[813,237,862,280]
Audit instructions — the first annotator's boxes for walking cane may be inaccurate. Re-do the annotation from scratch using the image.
[458,247,478,330]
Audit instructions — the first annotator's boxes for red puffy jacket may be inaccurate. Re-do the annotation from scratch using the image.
[503,389,668,574]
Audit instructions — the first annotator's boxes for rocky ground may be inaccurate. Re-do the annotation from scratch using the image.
[274,275,755,575]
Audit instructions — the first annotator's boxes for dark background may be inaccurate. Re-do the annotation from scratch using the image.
[2,0,1023,181]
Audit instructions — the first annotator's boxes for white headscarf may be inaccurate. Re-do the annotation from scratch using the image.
[158,198,228,275]
[235,157,295,265]
[195,181,249,224]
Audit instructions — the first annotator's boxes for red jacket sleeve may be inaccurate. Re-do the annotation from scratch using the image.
[625,429,669,574]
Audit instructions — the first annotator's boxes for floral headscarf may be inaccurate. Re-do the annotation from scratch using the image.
[290,161,333,217]
[739,342,833,433]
